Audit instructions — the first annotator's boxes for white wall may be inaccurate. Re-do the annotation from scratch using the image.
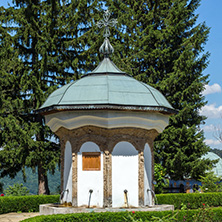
[144,143,153,206]
[63,141,72,203]
[77,142,103,207]
[112,142,138,207]
[45,110,169,133]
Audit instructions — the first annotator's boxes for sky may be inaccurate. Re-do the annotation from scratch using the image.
[1,0,222,149]
[196,0,222,149]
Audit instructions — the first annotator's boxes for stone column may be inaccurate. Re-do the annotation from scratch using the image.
[147,139,155,206]
[138,151,144,206]
[72,152,78,206]
[59,139,65,192]
[103,150,112,207]
[55,128,68,195]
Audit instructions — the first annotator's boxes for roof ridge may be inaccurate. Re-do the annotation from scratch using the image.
[134,79,162,107]
[57,80,79,105]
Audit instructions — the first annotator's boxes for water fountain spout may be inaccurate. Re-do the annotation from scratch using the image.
[147,189,158,205]
[60,189,69,204]
[88,189,93,208]
[123,189,129,208]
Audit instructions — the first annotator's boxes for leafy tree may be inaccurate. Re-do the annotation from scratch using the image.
[199,172,222,193]
[0,0,100,194]
[106,0,213,180]
[154,164,169,194]
[5,183,30,196]
[213,122,222,143]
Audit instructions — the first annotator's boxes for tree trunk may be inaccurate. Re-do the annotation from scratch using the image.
[38,162,50,195]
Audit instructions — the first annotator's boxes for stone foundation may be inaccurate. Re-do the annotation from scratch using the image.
[40,204,174,215]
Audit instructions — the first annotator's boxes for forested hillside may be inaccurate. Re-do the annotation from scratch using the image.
[0,167,60,195]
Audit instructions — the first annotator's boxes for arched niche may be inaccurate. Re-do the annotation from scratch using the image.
[77,142,103,207]
[112,141,138,207]
[144,143,152,206]
[63,141,72,203]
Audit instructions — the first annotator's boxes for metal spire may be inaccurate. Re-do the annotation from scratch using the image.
[97,10,117,57]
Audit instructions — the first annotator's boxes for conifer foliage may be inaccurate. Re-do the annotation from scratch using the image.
[107,0,213,180]
[0,0,214,192]
[0,0,100,194]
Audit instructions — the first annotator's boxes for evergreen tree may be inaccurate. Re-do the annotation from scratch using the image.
[0,8,28,179]
[0,0,100,194]
[0,0,214,190]
[106,0,213,180]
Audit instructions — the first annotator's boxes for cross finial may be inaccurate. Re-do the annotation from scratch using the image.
[97,10,118,38]
[97,10,117,57]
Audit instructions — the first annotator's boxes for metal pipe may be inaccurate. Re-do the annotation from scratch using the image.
[60,189,69,203]
[123,189,129,208]
[147,189,158,205]
[88,189,93,208]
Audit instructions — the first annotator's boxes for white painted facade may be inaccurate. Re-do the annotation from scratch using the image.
[144,143,153,206]
[112,142,138,207]
[77,142,103,207]
[45,110,169,133]
[63,140,155,207]
[63,141,72,203]
[55,110,169,207]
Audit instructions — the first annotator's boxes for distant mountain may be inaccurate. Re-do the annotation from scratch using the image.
[0,167,60,195]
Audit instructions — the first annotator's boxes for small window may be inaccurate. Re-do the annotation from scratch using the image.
[82,152,101,171]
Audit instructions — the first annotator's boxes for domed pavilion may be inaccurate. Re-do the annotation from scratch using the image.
[38,10,176,208]
[203,152,222,178]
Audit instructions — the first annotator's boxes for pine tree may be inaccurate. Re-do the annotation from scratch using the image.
[106,0,213,180]
[0,0,100,194]
[0,6,28,179]
[0,0,213,190]
[0,1,60,194]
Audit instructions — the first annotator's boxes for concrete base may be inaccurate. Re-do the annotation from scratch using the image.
[40,203,174,215]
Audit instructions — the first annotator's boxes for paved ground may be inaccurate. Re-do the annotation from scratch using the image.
[0,212,39,222]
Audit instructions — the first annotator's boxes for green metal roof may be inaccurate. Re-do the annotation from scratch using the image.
[38,58,175,114]
[202,152,222,178]
[37,10,176,115]
[87,57,125,75]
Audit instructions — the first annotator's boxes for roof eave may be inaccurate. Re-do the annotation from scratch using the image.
[36,104,178,116]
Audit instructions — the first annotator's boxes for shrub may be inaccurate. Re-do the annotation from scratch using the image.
[5,183,30,196]
[21,211,178,222]
[199,172,222,193]
[0,195,59,214]
[21,207,222,222]
[156,192,222,209]
[154,164,169,194]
